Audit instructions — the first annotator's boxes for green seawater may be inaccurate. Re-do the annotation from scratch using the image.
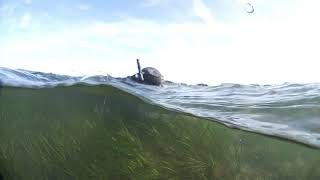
[0,85,319,180]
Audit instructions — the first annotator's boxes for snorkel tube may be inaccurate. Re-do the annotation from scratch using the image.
[136,59,144,81]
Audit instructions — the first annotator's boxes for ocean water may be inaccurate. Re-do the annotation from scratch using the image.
[1,67,320,148]
[1,67,320,179]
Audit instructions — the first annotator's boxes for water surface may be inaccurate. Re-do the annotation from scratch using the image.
[2,67,320,148]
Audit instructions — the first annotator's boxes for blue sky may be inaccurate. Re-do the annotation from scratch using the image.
[1,0,320,84]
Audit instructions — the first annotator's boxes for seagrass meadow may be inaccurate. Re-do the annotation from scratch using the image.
[0,85,320,179]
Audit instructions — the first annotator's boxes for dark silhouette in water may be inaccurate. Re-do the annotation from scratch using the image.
[196,83,208,86]
[131,59,163,86]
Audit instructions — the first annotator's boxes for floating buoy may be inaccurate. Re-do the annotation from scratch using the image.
[244,3,254,13]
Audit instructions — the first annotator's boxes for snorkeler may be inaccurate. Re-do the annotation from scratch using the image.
[131,59,163,86]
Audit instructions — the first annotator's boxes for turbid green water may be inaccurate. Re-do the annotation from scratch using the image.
[0,85,320,179]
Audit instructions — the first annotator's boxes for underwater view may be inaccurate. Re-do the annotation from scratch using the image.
[2,0,320,179]
[1,68,320,179]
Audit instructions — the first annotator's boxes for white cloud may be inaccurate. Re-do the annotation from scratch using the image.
[24,0,32,5]
[140,0,171,7]
[141,0,163,7]
[75,4,90,11]
[193,0,215,25]
[19,12,32,29]
[4,16,320,84]
[141,0,161,7]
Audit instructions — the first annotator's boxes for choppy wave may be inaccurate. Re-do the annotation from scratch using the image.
[2,67,320,148]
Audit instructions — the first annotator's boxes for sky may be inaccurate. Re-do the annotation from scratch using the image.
[0,0,320,85]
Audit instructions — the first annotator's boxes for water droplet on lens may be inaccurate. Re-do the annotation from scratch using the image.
[244,3,254,13]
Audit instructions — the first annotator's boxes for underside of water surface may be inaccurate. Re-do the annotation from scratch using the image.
[0,85,320,180]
